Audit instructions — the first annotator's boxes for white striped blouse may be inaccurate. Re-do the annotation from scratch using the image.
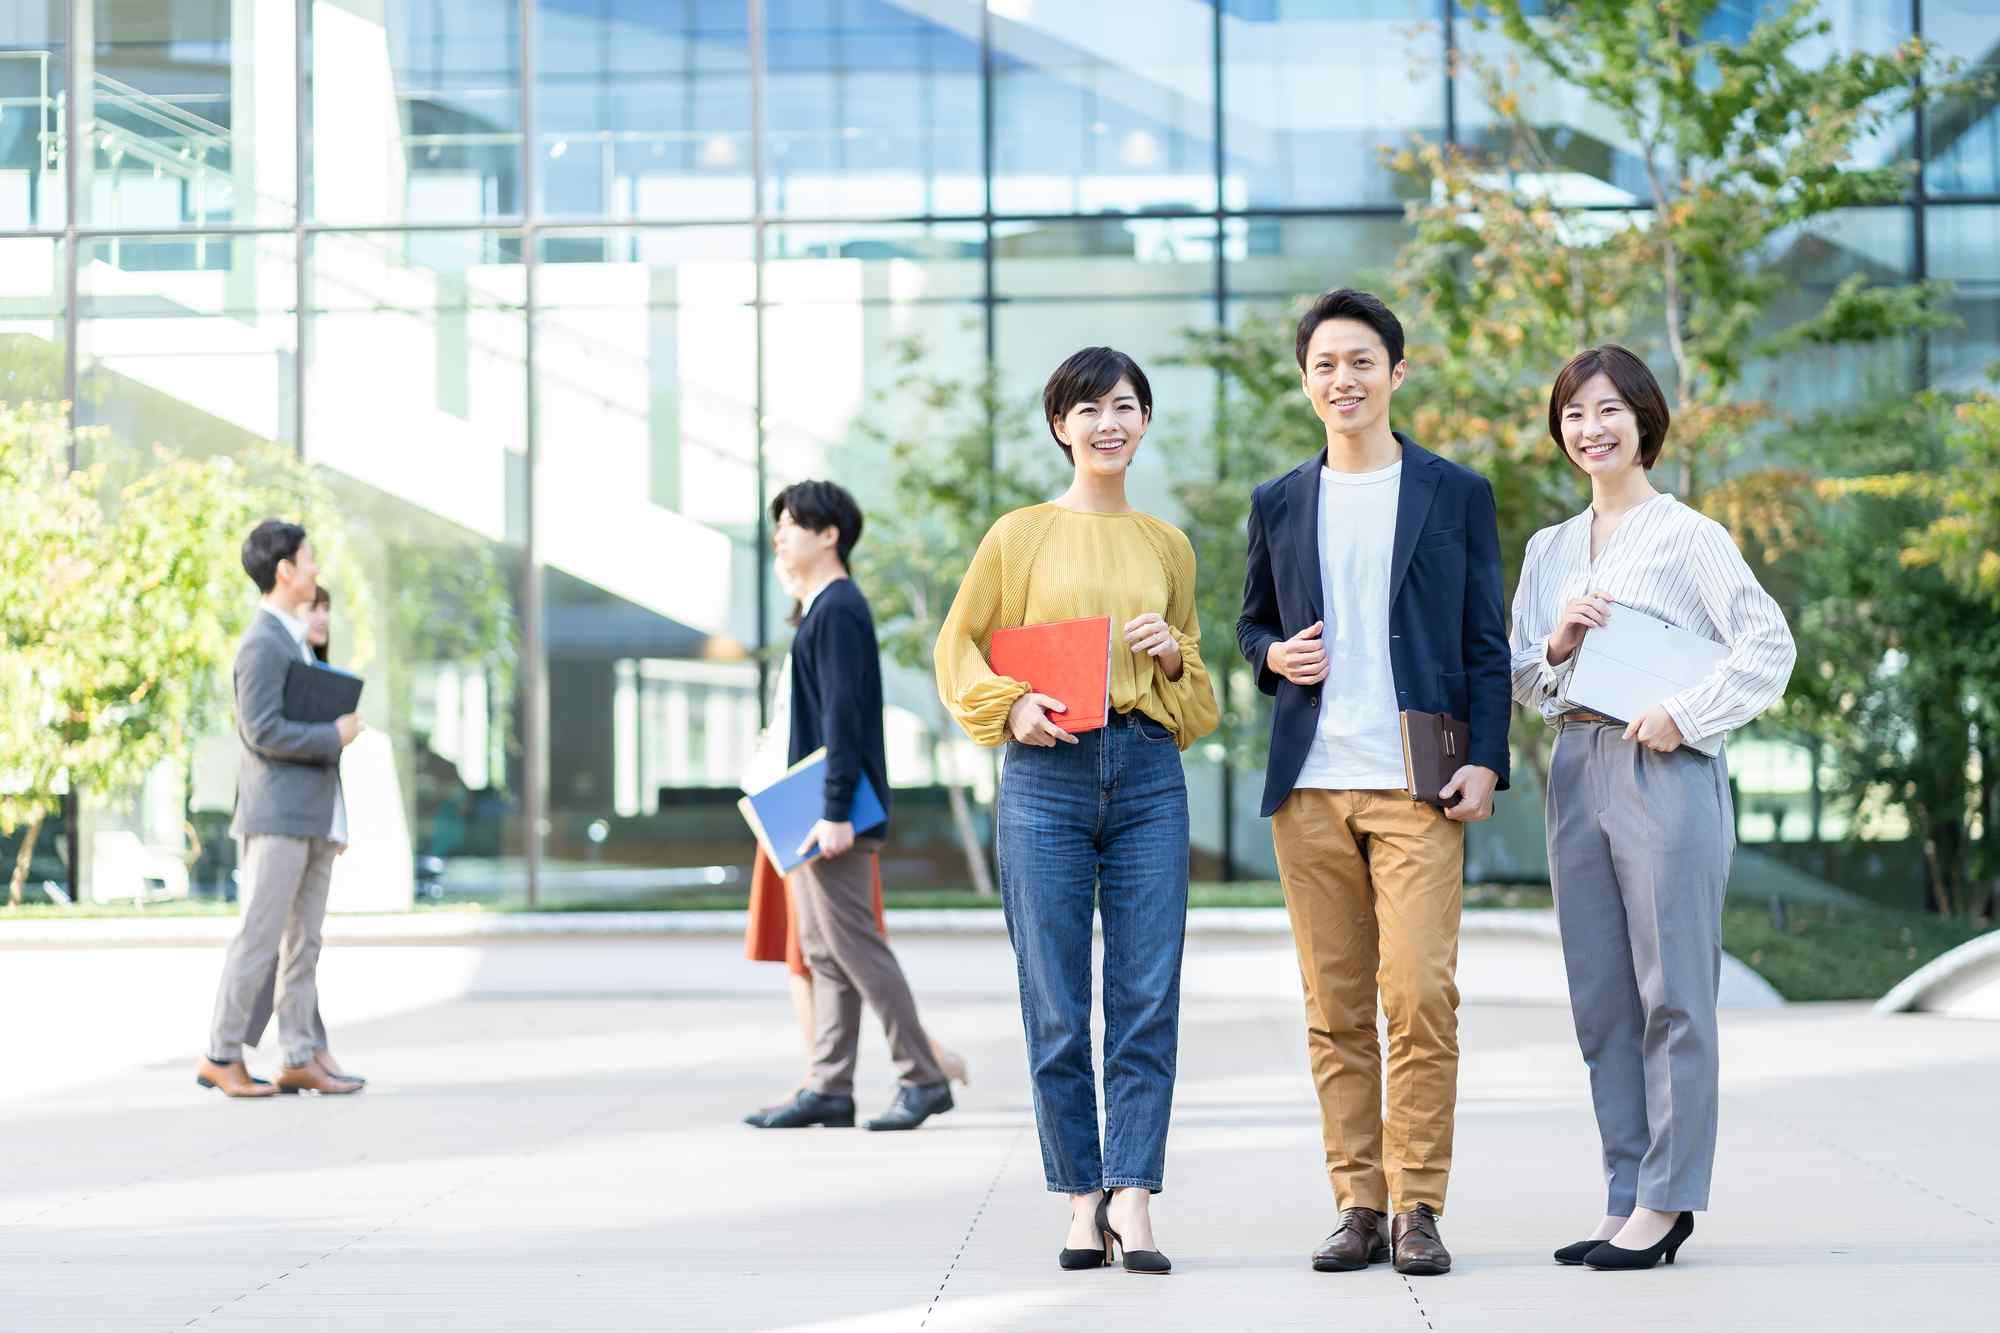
[1508,492,1797,744]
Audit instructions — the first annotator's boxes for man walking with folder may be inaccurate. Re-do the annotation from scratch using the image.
[742,481,953,1133]
[1236,290,1510,1275]
[196,520,365,1098]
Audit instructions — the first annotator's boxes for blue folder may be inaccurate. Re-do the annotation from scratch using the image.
[738,747,887,874]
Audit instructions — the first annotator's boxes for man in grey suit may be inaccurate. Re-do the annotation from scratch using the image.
[195,520,366,1098]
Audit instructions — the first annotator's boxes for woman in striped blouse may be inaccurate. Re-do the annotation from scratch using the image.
[1509,344,1795,1272]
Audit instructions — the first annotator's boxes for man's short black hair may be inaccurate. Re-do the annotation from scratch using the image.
[1042,346,1153,464]
[770,480,864,568]
[241,519,307,594]
[1294,288,1406,371]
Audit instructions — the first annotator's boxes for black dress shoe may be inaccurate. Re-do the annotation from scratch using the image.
[743,1089,856,1129]
[1059,1192,1112,1271]
[862,1080,953,1131]
[1097,1192,1171,1275]
[1314,1207,1390,1271]
[1554,1238,1603,1265]
[1585,1212,1694,1270]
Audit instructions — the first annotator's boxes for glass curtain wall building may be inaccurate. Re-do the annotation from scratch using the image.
[3,2,1994,905]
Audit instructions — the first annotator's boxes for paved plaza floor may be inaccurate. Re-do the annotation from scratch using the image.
[3,932,1996,1331]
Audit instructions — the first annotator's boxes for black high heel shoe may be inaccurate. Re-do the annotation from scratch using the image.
[1584,1212,1694,1270]
[1553,1238,1603,1265]
[1058,1192,1111,1271]
[1097,1191,1171,1275]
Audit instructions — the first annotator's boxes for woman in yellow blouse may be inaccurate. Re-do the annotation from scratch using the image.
[935,346,1217,1275]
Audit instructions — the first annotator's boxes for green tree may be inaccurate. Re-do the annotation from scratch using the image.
[1767,394,2000,919]
[846,337,1060,896]
[1465,0,1968,496]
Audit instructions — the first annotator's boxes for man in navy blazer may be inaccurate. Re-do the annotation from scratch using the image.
[1236,289,1509,1279]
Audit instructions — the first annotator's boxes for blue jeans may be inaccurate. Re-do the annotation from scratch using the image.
[996,710,1190,1194]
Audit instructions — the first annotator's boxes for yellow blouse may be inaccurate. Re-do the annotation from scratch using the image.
[933,503,1219,751]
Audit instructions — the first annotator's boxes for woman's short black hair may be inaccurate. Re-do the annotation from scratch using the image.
[1295,288,1406,371]
[1548,344,1672,470]
[241,519,307,593]
[769,480,864,568]
[1042,346,1153,463]
[309,584,332,663]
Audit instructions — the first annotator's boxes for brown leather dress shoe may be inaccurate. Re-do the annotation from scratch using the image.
[1392,1204,1452,1276]
[196,1058,278,1098]
[315,1049,365,1085]
[1313,1206,1390,1271]
[275,1062,364,1095]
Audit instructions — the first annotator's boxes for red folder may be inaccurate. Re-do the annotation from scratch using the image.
[987,615,1114,734]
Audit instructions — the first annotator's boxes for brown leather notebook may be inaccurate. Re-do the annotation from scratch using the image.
[1399,709,1469,808]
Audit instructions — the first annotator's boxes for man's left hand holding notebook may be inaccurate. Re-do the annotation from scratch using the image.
[799,818,856,860]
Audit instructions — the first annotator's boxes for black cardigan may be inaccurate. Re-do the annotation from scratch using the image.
[787,577,891,837]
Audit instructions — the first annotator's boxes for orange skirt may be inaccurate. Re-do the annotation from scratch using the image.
[743,846,887,978]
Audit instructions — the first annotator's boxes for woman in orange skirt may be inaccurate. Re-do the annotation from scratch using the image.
[743,844,968,1088]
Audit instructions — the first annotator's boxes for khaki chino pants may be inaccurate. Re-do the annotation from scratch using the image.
[1272,789,1465,1215]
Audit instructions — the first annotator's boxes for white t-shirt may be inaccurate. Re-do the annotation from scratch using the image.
[1294,459,1407,791]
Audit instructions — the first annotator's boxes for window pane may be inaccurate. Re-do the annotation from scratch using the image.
[1750,207,1916,414]
[1925,0,2000,197]
[762,0,984,218]
[0,3,65,229]
[1226,213,1409,306]
[1223,1,1442,209]
[83,0,295,227]
[992,1,1218,214]
[1929,205,1998,391]
[313,0,522,224]
[534,0,753,220]
[309,229,531,904]
[759,222,992,887]
[536,225,760,902]
[0,234,64,401]
[70,234,299,904]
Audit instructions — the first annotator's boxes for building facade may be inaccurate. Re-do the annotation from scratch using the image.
[1,1,1994,906]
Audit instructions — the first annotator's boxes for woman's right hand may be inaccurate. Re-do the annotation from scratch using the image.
[1546,595,1613,665]
[1008,692,1079,747]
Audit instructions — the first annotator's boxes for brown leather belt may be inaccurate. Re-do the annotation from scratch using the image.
[1559,708,1621,727]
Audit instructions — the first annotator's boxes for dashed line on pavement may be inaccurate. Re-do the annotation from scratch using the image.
[921,1122,1026,1329]
[1399,1273,1437,1330]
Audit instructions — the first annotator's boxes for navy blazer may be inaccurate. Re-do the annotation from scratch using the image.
[1236,434,1512,819]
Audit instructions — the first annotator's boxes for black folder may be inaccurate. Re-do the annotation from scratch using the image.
[283,660,364,723]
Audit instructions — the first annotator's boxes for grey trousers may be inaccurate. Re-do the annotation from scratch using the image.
[1546,721,1734,1215]
[790,837,943,1096]
[207,835,338,1069]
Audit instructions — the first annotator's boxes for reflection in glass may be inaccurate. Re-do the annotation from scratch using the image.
[83,1,297,228]
[536,226,760,903]
[0,234,64,402]
[991,0,1216,214]
[534,0,753,220]
[0,3,65,229]
[67,234,299,903]
[1928,206,1998,391]
[308,229,530,903]
[1925,0,2000,197]
[313,0,522,224]
[762,0,984,218]
[1223,2,1441,209]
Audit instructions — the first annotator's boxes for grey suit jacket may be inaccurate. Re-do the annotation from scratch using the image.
[230,609,341,840]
